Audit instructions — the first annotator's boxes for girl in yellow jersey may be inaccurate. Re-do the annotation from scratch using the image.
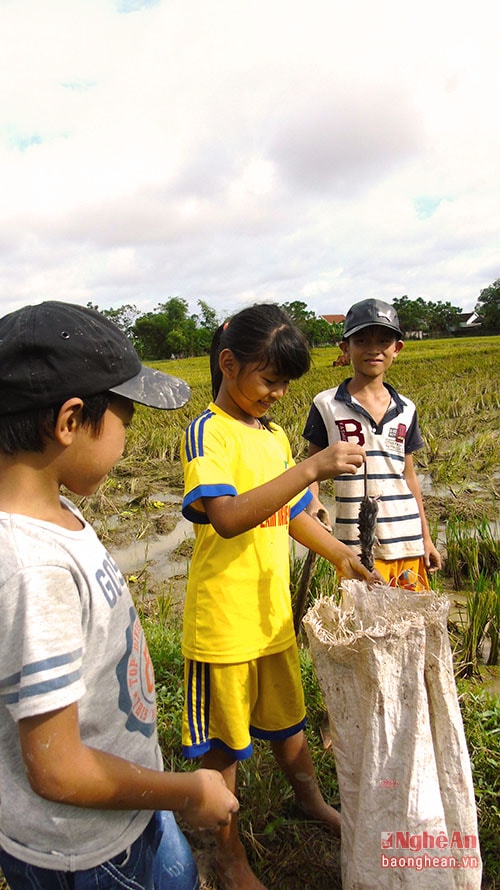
[180,304,377,890]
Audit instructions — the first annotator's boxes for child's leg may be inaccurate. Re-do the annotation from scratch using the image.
[271,730,341,836]
[201,748,267,890]
[183,659,267,888]
[153,810,199,889]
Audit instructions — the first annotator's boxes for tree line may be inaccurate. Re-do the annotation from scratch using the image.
[88,278,500,361]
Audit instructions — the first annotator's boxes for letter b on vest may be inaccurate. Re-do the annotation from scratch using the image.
[335,418,365,445]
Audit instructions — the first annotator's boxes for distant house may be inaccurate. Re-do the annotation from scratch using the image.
[460,311,482,327]
[321,314,345,325]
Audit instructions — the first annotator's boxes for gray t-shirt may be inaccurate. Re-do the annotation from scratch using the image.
[0,497,162,870]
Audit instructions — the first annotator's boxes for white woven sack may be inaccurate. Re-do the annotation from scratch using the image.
[303,581,482,889]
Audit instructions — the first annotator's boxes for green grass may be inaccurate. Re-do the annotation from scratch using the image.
[452,575,500,679]
[445,516,500,678]
[457,682,500,885]
[446,517,500,587]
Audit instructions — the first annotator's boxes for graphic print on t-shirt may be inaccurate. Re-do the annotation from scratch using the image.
[117,607,156,737]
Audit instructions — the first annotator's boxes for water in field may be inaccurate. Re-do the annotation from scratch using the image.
[112,517,192,578]
[110,493,193,580]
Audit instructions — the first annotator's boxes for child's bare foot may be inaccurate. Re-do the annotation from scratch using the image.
[215,843,268,889]
[297,799,341,837]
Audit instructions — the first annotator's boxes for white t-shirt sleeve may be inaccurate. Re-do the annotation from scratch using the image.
[3,564,85,722]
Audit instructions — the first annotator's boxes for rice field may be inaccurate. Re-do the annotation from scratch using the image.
[128,334,500,493]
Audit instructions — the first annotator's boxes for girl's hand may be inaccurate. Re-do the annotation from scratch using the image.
[290,512,383,584]
[177,768,239,831]
[308,442,365,482]
[335,550,382,583]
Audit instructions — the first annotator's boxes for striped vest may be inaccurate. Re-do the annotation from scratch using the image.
[311,381,425,561]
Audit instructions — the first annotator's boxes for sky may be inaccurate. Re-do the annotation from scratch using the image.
[1,0,499,323]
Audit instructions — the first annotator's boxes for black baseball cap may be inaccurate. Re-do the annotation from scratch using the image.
[343,299,403,339]
[0,301,191,415]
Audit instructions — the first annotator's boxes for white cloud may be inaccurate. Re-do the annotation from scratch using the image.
[0,0,498,320]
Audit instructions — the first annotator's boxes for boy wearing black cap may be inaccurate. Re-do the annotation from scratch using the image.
[0,302,238,890]
[303,298,441,589]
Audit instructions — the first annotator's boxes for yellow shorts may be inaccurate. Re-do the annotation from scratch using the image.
[374,556,430,591]
[182,644,306,760]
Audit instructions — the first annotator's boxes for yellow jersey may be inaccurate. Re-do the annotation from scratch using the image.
[181,403,312,662]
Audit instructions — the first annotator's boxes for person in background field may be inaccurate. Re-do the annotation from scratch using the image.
[180,303,378,890]
[303,298,441,590]
[0,301,238,890]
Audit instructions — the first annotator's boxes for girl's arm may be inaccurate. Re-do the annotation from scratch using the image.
[204,442,364,538]
[19,703,238,831]
[289,509,378,582]
[403,453,441,572]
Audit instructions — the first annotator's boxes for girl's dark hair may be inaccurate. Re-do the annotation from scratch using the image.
[0,392,112,456]
[210,303,311,400]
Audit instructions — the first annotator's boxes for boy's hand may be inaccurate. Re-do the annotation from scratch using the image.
[424,539,442,573]
[316,506,332,532]
[309,442,365,482]
[178,768,239,831]
[306,497,332,532]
